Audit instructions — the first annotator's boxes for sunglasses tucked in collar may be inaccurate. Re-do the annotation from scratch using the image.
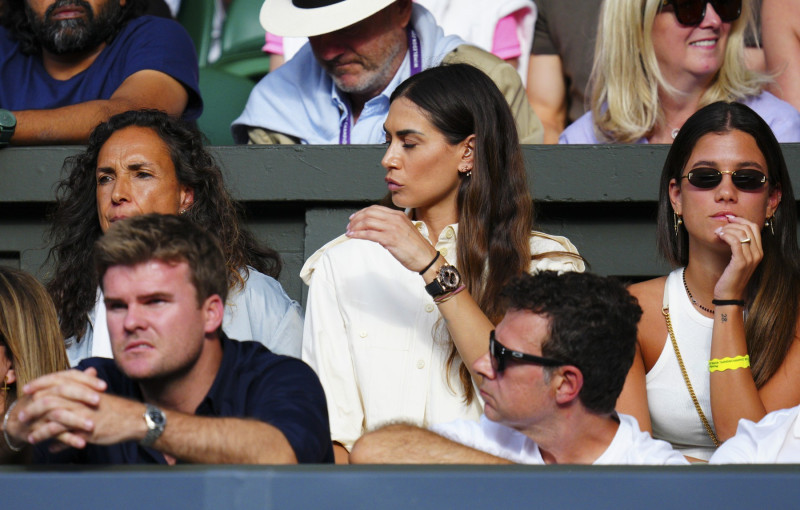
[660,0,742,26]
[489,330,570,373]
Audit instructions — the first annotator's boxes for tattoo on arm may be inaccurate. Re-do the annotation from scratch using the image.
[721,313,727,323]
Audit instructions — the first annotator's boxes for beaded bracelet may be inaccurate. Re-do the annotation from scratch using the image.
[2,400,24,453]
[434,284,466,304]
[709,355,750,373]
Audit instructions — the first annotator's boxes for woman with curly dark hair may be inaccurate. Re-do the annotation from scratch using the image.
[48,109,303,365]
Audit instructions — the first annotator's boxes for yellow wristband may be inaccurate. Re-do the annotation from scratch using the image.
[708,355,750,372]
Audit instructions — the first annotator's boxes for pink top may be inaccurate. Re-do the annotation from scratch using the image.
[492,13,521,60]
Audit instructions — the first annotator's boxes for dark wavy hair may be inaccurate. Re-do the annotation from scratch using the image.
[657,101,800,387]
[501,271,642,414]
[47,109,281,342]
[1,0,147,55]
[390,64,577,403]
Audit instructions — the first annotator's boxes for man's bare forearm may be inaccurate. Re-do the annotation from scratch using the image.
[350,423,512,464]
[153,411,298,464]
[10,69,188,145]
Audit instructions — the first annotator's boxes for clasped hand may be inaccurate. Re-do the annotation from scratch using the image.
[8,367,136,451]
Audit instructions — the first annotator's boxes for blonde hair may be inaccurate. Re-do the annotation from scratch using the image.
[590,0,770,142]
[0,267,69,412]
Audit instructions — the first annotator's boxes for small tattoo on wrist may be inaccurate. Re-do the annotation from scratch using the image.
[721,313,728,323]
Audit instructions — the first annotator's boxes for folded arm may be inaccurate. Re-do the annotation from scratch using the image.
[350,423,512,464]
[11,69,188,145]
[6,368,298,464]
[526,54,568,144]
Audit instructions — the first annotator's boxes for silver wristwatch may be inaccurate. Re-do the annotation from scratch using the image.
[141,404,167,447]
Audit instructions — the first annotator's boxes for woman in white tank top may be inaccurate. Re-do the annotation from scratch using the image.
[617,101,800,461]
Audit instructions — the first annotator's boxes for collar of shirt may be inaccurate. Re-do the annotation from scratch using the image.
[409,217,459,262]
[232,4,463,144]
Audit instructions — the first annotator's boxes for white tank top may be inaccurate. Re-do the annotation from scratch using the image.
[646,268,717,460]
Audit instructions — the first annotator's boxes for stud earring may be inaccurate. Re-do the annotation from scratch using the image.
[2,377,8,393]
[766,216,775,236]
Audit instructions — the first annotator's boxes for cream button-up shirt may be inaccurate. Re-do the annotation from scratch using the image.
[300,222,584,450]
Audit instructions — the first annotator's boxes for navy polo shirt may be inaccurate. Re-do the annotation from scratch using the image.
[35,335,334,464]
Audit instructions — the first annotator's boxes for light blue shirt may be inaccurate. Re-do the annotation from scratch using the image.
[559,91,800,144]
[231,4,463,145]
[66,267,304,366]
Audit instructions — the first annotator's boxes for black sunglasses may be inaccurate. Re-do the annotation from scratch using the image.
[489,331,568,373]
[660,0,742,26]
[681,168,768,191]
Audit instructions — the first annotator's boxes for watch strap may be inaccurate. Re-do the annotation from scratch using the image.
[0,109,16,147]
[141,404,166,447]
[424,278,445,297]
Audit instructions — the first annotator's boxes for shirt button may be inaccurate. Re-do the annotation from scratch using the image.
[445,229,454,239]
[440,248,448,257]
[416,359,425,369]
[359,331,367,338]
[425,304,434,312]
[416,223,423,230]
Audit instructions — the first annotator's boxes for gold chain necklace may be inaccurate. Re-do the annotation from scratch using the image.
[662,305,720,447]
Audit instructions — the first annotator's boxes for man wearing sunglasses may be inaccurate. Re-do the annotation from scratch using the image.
[350,272,688,465]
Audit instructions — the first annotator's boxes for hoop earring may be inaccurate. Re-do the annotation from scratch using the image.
[674,213,683,237]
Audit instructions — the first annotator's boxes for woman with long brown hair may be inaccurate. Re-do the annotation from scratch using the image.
[617,101,800,461]
[1,266,69,457]
[301,63,584,463]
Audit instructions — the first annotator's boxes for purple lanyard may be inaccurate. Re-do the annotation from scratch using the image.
[339,28,422,144]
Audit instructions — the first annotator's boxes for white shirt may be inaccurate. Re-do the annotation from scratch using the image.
[710,405,800,464]
[432,414,689,465]
[300,222,584,450]
[647,268,717,461]
[67,267,304,366]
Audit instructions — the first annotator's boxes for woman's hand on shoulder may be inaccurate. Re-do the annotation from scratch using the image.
[713,215,764,301]
[346,205,438,273]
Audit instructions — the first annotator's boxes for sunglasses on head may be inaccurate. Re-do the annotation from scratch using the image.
[660,0,742,26]
[681,168,768,190]
[489,330,569,373]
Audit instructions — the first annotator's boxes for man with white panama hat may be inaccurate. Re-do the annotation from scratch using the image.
[232,0,543,145]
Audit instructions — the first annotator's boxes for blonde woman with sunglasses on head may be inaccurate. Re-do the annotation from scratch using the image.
[560,0,800,144]
[617,101,800,462]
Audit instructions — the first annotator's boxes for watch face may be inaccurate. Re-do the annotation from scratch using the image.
[439,265,461,291]
[0,109,16,129]
[148,408,166,426]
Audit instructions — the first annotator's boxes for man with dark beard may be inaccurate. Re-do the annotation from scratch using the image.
[0,0,201,145]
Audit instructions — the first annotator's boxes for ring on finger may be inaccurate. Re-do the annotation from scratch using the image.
[741,237,751,244]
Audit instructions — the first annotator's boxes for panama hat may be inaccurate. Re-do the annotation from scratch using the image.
[260,0,398,38]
